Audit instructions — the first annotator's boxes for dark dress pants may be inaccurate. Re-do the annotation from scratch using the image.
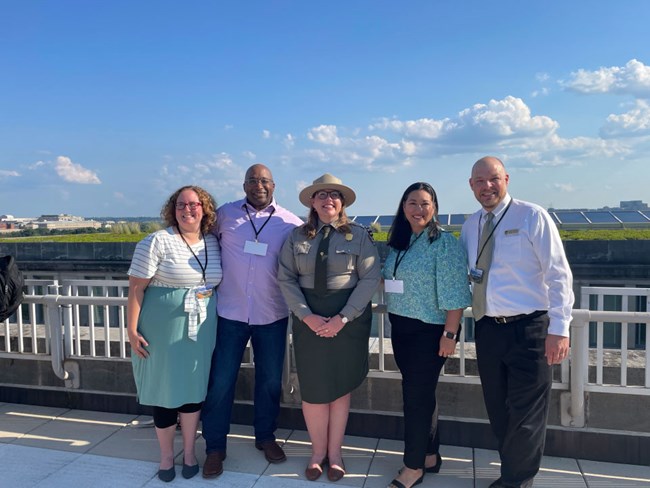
[475,313,552,487]
[389,313,447,470]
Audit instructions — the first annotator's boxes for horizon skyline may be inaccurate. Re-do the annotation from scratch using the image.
[2,1,650,218]
[3,197,647,222]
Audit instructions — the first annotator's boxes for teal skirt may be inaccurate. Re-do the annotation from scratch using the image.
[131,286,217,408]
[293,288,371,404]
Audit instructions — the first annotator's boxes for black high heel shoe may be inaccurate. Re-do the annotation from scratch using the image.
[425,453,442,473]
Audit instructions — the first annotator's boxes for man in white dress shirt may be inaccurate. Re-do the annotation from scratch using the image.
[460,156,574,488]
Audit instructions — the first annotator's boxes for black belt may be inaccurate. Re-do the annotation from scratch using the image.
[483,310,547,324]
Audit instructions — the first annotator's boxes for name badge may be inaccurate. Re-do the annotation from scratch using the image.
[469,268,484,284]
[195,285,213,299]
[244,240,268,256]
[384,279,404,294]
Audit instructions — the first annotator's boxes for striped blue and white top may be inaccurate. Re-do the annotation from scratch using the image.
[128,227,222,289]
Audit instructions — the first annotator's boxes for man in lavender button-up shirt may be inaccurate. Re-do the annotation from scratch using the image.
[202,164,303,478]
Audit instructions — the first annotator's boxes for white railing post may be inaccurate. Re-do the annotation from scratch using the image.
[45,284,70,382]
[567,310,588,427]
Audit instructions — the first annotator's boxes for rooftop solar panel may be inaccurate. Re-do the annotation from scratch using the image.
[449,214,467,225]
[549,212,561,224]
[353,216,377,226]
[611,211,650,223]
[437,214,450,226]
[554,212,589,224]
[376,215,394,226]
[584,211,618,223]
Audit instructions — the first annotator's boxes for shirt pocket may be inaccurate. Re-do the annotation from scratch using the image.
[498,229,522,262]
[334,242,361,273]
[293,241,312,274]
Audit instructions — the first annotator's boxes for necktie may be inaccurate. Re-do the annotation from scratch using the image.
[472,212,494,320]
[313,225,332,294]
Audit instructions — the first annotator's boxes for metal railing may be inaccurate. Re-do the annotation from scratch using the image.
[2,280,650,428]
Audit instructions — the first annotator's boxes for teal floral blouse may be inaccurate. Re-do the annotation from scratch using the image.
[382,230,471,324]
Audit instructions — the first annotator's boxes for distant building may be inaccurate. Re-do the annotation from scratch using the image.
[1,214,102,231]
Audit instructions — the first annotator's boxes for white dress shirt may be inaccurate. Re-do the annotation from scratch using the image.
[460,194,574,336]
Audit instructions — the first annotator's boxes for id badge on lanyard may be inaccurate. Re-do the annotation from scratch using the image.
[244,240,268,256]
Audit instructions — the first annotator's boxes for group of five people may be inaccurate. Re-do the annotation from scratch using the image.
[126,156,574,488]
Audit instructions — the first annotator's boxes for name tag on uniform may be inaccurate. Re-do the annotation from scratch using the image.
[385,279,404,294]
[244,240,268,256]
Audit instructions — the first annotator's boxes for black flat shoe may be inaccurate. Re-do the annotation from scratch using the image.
[389,473,424,488]
[425,453,442,473]
[158,466,176,482]
[182,463,199,479]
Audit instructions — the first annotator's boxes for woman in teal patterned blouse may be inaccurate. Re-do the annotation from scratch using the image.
[382,182,471,488]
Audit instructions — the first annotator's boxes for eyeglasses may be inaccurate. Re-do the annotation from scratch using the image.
[245,177,274,186]
[175,202,202,210]
[314,190,342,200]
[406,202,433,210]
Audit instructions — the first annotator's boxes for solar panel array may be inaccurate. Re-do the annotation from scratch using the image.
[351,210,650,229]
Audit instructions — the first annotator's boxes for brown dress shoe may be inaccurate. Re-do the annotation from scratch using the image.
[255,440,287,463]
[202,451,226,478]
[305,457,327,481]
[327,460,346,482]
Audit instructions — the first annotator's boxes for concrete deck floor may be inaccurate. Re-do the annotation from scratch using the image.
[0,402,648,487]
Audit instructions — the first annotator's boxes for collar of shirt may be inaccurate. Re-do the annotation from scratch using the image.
[482,194,512,224]
[316,219,342,233]
[240,198,278,214]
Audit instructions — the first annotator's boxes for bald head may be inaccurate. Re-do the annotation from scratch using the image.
[471,156,505,178]
[245,163,272,180]
[243,163,276,210]
[469,156,509,211]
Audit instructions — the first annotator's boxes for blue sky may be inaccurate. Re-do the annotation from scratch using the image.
[2,1,649,218]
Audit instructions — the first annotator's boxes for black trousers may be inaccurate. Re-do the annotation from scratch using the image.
[475,313,551,487]
[389,313,447,470]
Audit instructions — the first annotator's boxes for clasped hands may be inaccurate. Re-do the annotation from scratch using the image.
[303,314,345,338]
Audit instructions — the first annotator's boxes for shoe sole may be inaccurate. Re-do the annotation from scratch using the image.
[202,469,223,479]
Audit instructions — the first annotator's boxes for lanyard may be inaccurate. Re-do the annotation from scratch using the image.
[245,205,275,241]
[392,231,423,279]
[177,227,208,284]
[474,199,512,267]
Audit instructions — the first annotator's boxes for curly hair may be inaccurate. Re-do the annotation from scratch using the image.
[387,182,441,250]
[301,195,351,239]
[160,185,217,234]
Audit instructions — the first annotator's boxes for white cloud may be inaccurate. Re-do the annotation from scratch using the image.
[155,152,247,203]
[553,183,576,192]
[262,129,271,139]
[284,133,295,149]
[531,87,549,98]
[224,124,234,130]
[302,125,415,171]
[296,179,309,193]
[27,160,46,170]
[371,96,557,144]
[307,125,341,146]
[600,100,650,138]
[562,59,650,98]
[290,95,638,174]
[55,156,101,184]
[242,150,256,160]
[0,170,20,179]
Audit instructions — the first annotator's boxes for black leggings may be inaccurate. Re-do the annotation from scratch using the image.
[152,402,202,429]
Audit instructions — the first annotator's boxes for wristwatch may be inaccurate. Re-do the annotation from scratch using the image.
[443,330,458,340]
[338,314,349,324]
